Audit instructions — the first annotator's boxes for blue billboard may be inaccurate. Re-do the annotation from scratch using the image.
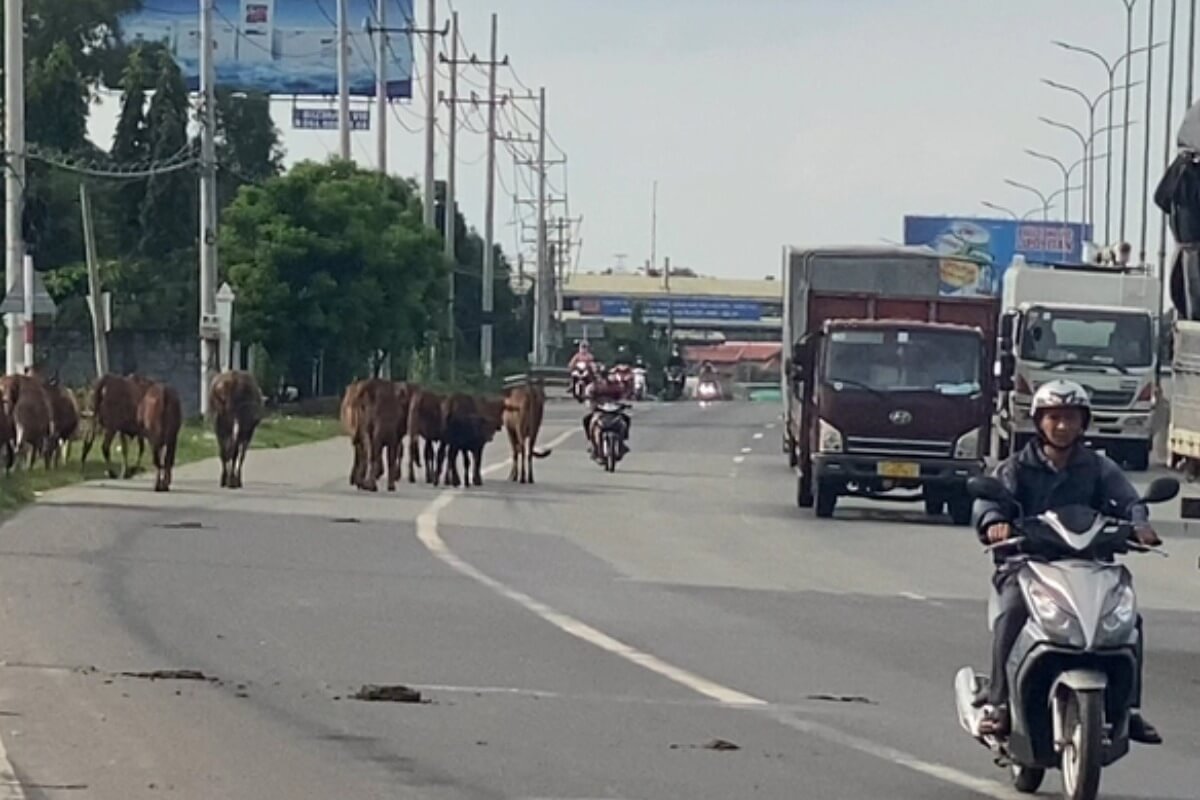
[578,296,763,322]
[903,216,1092,297]
[113,1,414,98]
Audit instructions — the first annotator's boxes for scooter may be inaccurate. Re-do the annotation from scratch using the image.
[662,365,686,401]
[632,366,648,401]
[696,378,721,402]
[953,475,1179,800]
[591,402,629,472]
[569,363,594,403]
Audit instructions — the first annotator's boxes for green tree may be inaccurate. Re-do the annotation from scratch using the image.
[108,44,153,254]
[220,160,447,392]
[215,89,284,209]
[138,50,194,258]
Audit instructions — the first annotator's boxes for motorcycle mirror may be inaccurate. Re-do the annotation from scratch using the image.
[966,476,1012,504]
[1141,477,1181,505]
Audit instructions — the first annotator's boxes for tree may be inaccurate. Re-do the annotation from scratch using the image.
[109,44,153,254]
[220,160,447,392]
[138,50,194,258]
[215,89,283,209]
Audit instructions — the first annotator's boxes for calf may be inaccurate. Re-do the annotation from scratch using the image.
[81,374,147,478]
[503,381,552,484]
[440,393,505,488]
[406,387,445,484]
[210,370,263,489]
[0,374,53,470]
[138,381,183,492]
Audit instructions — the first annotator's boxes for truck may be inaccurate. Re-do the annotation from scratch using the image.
[993,257,1160,470]
[781,245,998,524]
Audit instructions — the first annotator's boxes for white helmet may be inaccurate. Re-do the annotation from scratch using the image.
[1031,379,1091,427]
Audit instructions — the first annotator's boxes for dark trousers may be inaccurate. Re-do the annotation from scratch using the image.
[988,569,1145,708]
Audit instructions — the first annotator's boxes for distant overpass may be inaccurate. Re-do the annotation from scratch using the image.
[559,272,782,343]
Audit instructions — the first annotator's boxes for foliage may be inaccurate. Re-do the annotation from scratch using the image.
[220,160,447,392]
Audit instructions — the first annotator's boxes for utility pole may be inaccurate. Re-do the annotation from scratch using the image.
[1160,0,1179,284]
[4,0,24,375]
[422,0,437,228]
[535,86,548,366]
[440,12,460,379]
[650,180,658,276]
[480,14,508,376]
[199,0,220,414]
[1189,0,1197,105]
[337,0,350,159]
[665,255,674,347]
[375,0,387,173]
[1119,0,1138,245]
[80,185,109,377]
[1139,0,1156,265]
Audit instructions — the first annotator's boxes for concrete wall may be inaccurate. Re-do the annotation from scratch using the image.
[36,329,202,417]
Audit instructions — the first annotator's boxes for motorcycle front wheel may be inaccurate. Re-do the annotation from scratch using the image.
[1060,689,1103,800]
[1010,764,1044,793]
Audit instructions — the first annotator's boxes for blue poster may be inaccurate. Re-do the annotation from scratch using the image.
[578,296,763,322]
[903,216,1092,297]
[113,1,414,98]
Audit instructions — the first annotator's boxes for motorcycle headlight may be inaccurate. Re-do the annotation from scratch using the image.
[818,419,843,453]
[953,427,981,460]
[1098,583,1137,644]
[1025,582,1084,647]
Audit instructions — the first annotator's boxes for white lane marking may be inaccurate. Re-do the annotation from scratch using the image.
[415,428,1017,799]
[752,432,764,440]
[740,447,752,454]
[899,591,927,602]
[765,423,776,430]
[0,731,26,799]
[732,456,746,464]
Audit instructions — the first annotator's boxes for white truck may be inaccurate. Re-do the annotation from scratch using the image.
[993,257,1160,470]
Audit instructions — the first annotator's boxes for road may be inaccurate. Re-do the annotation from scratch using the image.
[0,401,1197,799]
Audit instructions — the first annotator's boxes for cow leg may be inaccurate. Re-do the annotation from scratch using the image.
[233,437,250,489]
[472,445,485,487]
[80,420,96,472]
[507,426,521,482]
[135,435,146,470]
[101,429,118,479]
[524,437,534,484]
[432,441,446,486]
[362,434,380,492]
[407,435,420,484]
[386,439,400,492]
[349,435,362,488]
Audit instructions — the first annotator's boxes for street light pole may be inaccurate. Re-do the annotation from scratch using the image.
[1025,149,1071,222]
[1038,117,1088,224]
[1120,0,1139,245]
[1139,0,1157,264]
[1005,178,1053,222]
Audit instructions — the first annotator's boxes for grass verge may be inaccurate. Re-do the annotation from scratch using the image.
[0,415,342,515]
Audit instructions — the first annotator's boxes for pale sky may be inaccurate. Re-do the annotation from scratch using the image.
[87,0,1199,279]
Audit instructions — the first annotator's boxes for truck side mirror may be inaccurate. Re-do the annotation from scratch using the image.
[996,353,1015,391]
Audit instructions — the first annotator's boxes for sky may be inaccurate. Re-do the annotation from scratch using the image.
[86,0,1200,280]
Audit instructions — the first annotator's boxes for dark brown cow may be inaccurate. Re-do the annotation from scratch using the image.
[45,382,80,468]
[440,393,505,488]
[0,403,14,473]
[406,387,445,484]
[503,381,551,484]
[81,374,147,478]
[0,375,50,470]
[138,381,182,492]
[210,370,263,489]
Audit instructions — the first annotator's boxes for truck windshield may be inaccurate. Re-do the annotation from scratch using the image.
[1020,307,1152,368]
[823,328,982,395]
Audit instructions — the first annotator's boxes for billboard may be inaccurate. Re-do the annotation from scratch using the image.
[292,107,370,130]
[113,1,414,98]
[903,216,1093,297]
[578,296,764,322]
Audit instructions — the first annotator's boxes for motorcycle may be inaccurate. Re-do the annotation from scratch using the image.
[696,377,722,402]
[953,475,1179,800]
[662,365,686,401]
[608,364,635,400]
[590,401,629,472]
[632,365,648,401]
[570,362,594,403]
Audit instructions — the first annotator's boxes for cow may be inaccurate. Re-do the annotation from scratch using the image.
[346,378,407,492]
[81,374,148,478]
[44,381,80,468]
[138,381,182,492]
[439,393,505,488]
[0,402,13,473]
[503,381,552,484]
[340,379,368,488]
[406,387,445,485]
[209,370,263,489]
[0,374,54,470]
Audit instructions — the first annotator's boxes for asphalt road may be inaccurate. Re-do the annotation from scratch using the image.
[0,400,1197,799]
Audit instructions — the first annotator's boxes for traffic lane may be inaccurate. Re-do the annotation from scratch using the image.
[437,400,1200,798]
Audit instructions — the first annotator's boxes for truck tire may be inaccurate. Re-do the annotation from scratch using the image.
[1125,442,1151,472]
[797,471,814,508]
[949,496,973,526]
[814,479,838,518]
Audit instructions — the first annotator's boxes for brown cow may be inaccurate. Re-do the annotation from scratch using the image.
[138,381,182,492]
[340,379,368,488]
[406,387,445,485]
[346,378,407,492]
[503,381,552,484]
[439,393,505,488]
[0,403,13,473]
[0,375,50,470]
[210,370,263,489]
[44,382,80,468]
[81,374,148,478]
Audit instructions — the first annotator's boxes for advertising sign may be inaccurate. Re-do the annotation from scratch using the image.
[578,296,763,322]
[903,216,1092,297]
[292,107,370,130]
[113,1,414,98]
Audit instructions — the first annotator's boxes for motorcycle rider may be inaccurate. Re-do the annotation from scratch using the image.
[582,374,631,459]
[666,345,685,371]
[971,379,1162,743]
[568,340,596,371]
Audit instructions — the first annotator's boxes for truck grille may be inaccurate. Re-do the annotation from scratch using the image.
[1085,388,1135,407]
[844,436,953,459]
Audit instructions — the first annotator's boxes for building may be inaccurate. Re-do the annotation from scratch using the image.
[559,272,782,344]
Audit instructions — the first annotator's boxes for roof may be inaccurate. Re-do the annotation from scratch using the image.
[825,319,985,335]
[683,342,783,364]
[563,272,781,300]
[785,244,937,259]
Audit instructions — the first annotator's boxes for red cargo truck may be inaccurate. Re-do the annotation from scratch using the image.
[781,246,998,523]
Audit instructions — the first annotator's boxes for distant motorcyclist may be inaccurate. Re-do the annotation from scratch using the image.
[666,345,685,371]
[971,379,1162,743]
[568,340,596,371]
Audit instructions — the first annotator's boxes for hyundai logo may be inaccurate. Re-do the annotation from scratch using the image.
[889,410,913,426]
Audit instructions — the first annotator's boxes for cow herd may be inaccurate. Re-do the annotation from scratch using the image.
[341,378,551,492]
[0,368,264,494]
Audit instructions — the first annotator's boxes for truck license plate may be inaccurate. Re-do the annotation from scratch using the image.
[877,461,919,478]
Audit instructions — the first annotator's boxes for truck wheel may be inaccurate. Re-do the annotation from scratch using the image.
[949,496,973,526]
[797,471,814,508]
[1125,443,1151,472]
[815,479,838,518]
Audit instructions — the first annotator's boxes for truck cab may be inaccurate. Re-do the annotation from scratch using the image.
[994,260,1159,469]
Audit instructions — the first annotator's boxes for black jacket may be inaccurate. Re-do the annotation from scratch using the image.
[972,441,1148,562]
